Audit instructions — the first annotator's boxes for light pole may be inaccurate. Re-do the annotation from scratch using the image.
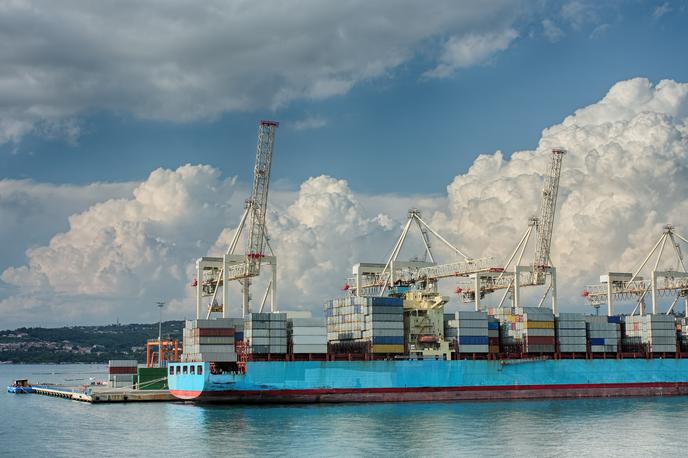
[155,301,165,367]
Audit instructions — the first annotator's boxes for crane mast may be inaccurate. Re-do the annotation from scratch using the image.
[194,120,279,319]
[533,148,566,284]
[245,120,278,277]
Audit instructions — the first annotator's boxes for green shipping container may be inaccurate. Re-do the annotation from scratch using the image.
[136,367,168,390]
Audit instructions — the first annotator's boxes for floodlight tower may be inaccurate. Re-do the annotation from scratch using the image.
[155,301,165,367]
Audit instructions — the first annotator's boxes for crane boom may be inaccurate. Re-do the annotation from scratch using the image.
[245,120,278,277]
[533,148,566,282]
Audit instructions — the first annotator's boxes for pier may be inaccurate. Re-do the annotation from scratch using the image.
[30,385,176,403]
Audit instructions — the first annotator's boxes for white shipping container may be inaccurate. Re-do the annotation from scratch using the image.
[292,335,327,345]
[292,344,328,354]
[289,318,325,327]
[290,326,327,336]
[108,360,138,367]
[269,337,287,345]
[455,311,488,320]
[189,344,235,353]
[191,352,237,362]
[457,344,489,353]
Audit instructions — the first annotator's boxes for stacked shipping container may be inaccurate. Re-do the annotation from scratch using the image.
[489,307,521,351]
[367,298,405,353]
[556,312,587,353]
[245,313,287,354]
[624,314,676,353]
[182,318,237,362]
[586,316,620,353]
[324,296,405,353]
[108,360,137,388]
[324,297,365,342]
[288,317,327,354]
[518,308,555,353]
[680,318,688,351]
[488,316,500,353]
[489,307,555,353]
[448,311,489,353]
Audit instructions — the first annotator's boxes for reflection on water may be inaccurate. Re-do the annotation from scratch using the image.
[1,364,685,457]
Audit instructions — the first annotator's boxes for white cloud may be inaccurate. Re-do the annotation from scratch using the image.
[542,19,564,42]
[424,29,519,79]
[0,0,529,144]
[561,1,600,30]
[0,179,135,269]
[653,2,672,19]
[1,165,239,326]
[432,77,688,312]
[3,77,688,328]
[291,116,328,131]
[589,23,610,39]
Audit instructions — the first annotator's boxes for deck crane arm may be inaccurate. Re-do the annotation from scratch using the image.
[245,120,279,277]
[199,120,279,319]
[454,148,566,311]
[533,148,566,283]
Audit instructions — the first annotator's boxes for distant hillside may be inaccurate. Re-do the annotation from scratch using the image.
[0,321,184,364]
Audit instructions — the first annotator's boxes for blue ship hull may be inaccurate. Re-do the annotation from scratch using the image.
[169,359,688,403]
[7,386,33,394]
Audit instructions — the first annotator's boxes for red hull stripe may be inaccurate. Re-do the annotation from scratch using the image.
[171,381,688,402]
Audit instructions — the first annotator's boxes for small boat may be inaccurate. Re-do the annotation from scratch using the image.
[7,379,33,394]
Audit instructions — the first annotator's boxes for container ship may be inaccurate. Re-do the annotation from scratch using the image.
[169,121,688,404]
[168,296,688,404]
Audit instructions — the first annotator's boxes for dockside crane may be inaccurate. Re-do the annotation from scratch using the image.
[194,120,279,319]
[456,148,566,313]
[345,208,495,300]
[582,224,688,316]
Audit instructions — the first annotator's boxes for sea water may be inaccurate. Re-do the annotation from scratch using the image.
[0,364,684,457]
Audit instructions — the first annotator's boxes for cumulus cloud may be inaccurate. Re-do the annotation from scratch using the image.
[432,78,688,312]
[0,0,530,144]
[3,77,688,327]
[0,179,136,269]
[1,165,239,325]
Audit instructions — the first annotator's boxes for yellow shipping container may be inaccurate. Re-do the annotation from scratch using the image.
[525,321,554,329]
[371,344,405,353]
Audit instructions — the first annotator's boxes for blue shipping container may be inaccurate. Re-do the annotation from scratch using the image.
[590,338,605,346]
[488,322,499,330]
[458,336,489,345]
[372,336,404,345]
[370,297,403,307]
[607,316,621,324]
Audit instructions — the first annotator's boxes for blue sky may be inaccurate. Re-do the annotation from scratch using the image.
[2,0,688,327]
[2,1,686,195]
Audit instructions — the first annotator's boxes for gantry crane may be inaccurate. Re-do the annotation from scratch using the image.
[344,208,495,300]
[582,224,688,316]
[194,120,279,319]
[456,148,566,313]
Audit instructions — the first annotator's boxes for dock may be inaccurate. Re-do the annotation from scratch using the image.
[30,385,177,403]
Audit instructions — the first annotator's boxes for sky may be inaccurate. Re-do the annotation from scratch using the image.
[1,0,688,328]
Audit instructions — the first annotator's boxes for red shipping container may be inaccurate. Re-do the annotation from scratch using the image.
[524,336,555,345]
[193,328,235,337]
[108,366,137,374]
